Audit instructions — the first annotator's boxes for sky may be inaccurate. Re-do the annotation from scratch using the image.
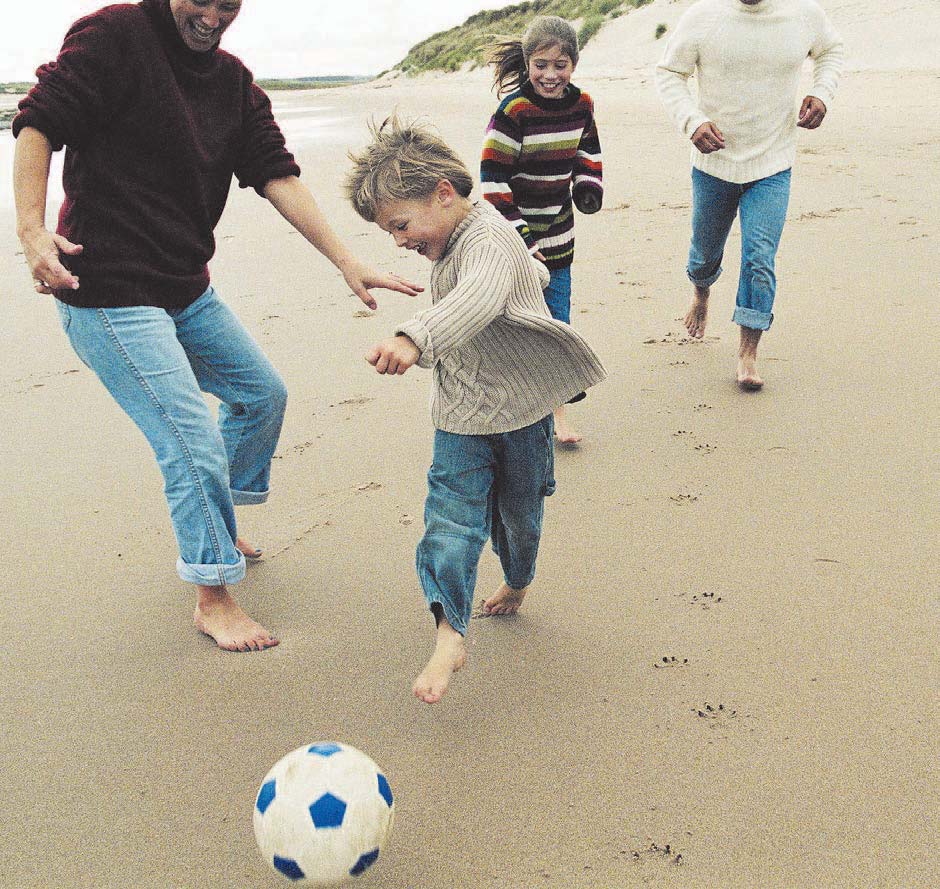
[1,0,519,82]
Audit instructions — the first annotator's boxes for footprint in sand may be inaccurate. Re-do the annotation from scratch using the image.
[693,403,712,412]
[628,841,684,867]
[694,442,715,455]
[352,310,372,318]
[654,656,689,669]
[669,493,700,505]
[691,702,737,722]
[673,429,693,438]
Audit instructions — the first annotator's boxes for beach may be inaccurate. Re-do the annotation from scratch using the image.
[1,5,938,886]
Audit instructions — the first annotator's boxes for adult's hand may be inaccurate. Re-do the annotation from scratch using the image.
[691,121,725,154]
[365,334,420,375]
[19,226,82,294]
[797,96,827,129]
[341,259,423,311]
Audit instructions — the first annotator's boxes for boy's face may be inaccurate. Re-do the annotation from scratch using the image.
[374,185,458,262]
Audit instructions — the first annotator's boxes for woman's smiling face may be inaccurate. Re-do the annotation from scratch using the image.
[169,0,242,52]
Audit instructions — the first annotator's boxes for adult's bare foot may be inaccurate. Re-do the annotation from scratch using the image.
[413,619,466,704]
[193,584,279,652]
[685,285,709,338]
[236,537,263,560]
[553,405,582,444]
[737,325,764,391]
[481,581,528,616]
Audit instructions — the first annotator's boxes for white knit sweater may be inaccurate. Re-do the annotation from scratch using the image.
[655,0,843,183]
[396,202,607,435]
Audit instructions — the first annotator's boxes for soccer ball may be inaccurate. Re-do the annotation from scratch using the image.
[253,742,395,884]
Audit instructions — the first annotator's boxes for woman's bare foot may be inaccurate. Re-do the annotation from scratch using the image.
[554,405,582,444]
[737,326,764,391]
[481,581,528,616]
[685,285,709,338]
[193,584,279,652]
[413,618,466,704]
[236,537,262,560]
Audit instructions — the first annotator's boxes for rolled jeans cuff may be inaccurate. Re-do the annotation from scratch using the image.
[428,596,468,637]
[687,265,722,288]
[733,306,773,331]
[231,487,269,506]
[177,554,246,586]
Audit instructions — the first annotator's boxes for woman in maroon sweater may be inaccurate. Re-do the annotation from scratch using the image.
[13,0,419,652]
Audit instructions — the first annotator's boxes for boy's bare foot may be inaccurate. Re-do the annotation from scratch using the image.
[481,581,528,616]
[737,326,764,391]
[193,584,279,652]
[553,405,582,444]
[413,619,466,704]
[685,285,709,338]
[236,537,263,560]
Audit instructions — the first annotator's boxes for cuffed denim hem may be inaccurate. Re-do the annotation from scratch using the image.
[504,570,536,592]
[733,306,773,331]
[428,596,468,637]
[687,265,722,288]
[176,554,246,586]
[231,487,269,506]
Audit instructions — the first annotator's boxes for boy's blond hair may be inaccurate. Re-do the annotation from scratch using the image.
[344,116,474,222]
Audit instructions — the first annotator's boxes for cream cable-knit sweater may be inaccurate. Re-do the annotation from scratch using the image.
[655,0,843,184]
[396,202,606,435]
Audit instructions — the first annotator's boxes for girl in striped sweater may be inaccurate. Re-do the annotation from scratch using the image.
[481,15,603,444]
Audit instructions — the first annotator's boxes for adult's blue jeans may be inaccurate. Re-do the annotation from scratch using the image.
[416,416,556,636]
[55,286,287,586]
[687,166,791,331]
[543,266,572,324]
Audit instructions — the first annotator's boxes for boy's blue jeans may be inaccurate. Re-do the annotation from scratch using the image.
[687,166,791,331]
[55,286,287,586]
[543,266,572,324]
[416,416,556,636]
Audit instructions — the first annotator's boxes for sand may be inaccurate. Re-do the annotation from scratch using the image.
[1,4,938,887]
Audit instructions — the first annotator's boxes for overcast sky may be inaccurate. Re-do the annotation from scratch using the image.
[2,0,519,82]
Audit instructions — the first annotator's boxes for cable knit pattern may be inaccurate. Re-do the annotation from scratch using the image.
[396,202,606,435]
[13,0,299,310]
[655,0,843,184]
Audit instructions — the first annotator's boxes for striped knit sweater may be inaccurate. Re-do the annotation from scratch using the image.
[395,202,607,435]
[481,81,603,271]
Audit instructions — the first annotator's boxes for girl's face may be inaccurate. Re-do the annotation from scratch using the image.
[527,43,576,99]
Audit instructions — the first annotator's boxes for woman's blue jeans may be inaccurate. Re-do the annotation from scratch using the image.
[416,416,556,635]
[687,167,791,331]
[55,286,287,586]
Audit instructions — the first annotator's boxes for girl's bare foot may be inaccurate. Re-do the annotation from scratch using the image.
[685,285,709,338]
[236,537,263,560]
[481,581,528,616]
[737,326,764,391]
[193,584,279,652]
[553,405,582,444]
[413,618,466,704]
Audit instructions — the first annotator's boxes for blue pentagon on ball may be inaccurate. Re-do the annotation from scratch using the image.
[255,779,276,815]
[273,854,305,880]
[349,847,380,877]
[377,773,393,807]
[309,792,347,828]
[307,742,343,757]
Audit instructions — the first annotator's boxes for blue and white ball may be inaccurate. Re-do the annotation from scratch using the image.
[253,742,395,884]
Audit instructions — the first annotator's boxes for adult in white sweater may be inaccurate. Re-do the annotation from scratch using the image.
[656,0,843,389]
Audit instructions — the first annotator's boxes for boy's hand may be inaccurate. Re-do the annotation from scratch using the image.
[366,335,420,375]
[341,259,423,310]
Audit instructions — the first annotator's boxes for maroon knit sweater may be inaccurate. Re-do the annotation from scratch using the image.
[13,0,300,309]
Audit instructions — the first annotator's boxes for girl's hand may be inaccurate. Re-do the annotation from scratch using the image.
[341,260,423,310]
[366,335,420,375]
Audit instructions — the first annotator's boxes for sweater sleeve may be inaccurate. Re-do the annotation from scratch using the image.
[395,235,513,369]
[481,107,537,252]
[234,78,301,196]
[804,1,844,108]
[12,11,131,150]
[572,93,603,211]
[654,8,711,140]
